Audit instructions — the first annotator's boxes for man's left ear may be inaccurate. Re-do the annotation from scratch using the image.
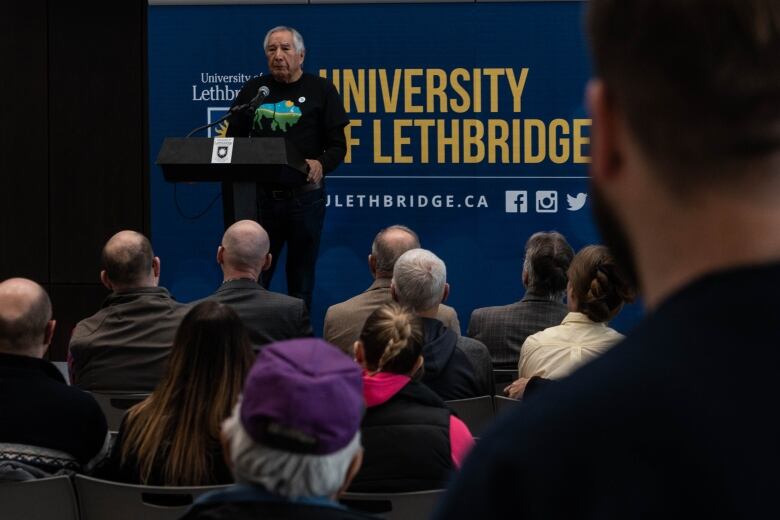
[44,320,56,347]
[353,340,365,364]
[586,79,624,187]
[440,283,450,304]
[261,253,273,272]
[152,256,161,278]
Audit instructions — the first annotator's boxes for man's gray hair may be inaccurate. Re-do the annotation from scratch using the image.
[392,248,446,313]
[263,26,305,53]
[223,404,360,498]
[522,231,574,301]
[371,225,420,273]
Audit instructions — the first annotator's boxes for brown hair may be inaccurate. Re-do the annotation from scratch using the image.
[523,231,574,298]
[120,301,254,485]
[568,245,635,323]
[588,0,780,191]
[102,231,154,286]
[0,280,52,352]
[359,302,424,375]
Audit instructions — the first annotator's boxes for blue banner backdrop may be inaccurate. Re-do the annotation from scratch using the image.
[148,1,643,336]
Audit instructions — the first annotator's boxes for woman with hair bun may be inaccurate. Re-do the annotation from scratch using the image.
[349,302,474,493]
[518,245,635,381]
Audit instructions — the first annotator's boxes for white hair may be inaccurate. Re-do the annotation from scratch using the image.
[263,26,305,53]
[222,404,361,498]
[391,248,446,313]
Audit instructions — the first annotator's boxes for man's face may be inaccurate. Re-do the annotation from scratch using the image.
[265,30,304,83]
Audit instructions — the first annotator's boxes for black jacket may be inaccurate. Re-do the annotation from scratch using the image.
[351,380,453,492]
[421,318,492,400]
[181,484,373,520]
[0,352,108,471]
[100,415,232,486]
[436,263,780,519]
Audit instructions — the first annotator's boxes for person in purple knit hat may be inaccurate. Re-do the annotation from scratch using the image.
[181,338,373,520]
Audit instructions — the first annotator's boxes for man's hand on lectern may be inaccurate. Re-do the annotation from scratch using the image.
[305,159,323,184]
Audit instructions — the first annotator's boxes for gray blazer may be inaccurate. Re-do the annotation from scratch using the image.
[468,292,568,368]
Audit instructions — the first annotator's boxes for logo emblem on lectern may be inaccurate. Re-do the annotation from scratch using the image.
[211,137,234,164]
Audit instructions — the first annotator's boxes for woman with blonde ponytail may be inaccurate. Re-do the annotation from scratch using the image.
[518,245,635,380]
[349,302,474,492]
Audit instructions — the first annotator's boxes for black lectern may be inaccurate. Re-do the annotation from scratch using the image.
[156,137,307,183]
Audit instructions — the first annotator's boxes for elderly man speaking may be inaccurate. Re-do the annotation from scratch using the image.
[223,26,348,309]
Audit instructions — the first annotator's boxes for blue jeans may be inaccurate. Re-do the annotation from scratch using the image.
[256,187,325,309]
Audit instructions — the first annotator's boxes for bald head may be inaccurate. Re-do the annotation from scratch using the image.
[101,230,157,290]
[0,278,54,356]
[371,225,421,276]
[219,220,271,277]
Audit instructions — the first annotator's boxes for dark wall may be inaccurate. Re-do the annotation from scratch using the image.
[0,1,148,360]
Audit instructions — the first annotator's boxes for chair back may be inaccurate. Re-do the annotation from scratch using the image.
[493,395,522,417]
[341,489,446,520]
[74,474,227,520]
[444,396,494,436]
[0,475,79,520]
[52,361,70,384]
[90,392,149,431]
[492,369,519,396]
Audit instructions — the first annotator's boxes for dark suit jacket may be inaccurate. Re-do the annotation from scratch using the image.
[468,292,567,368]
[208,279,313,349]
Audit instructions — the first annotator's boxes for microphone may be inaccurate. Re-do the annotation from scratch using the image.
[248,86,271,111]
[185,85,270,137]
[228,85,270,115]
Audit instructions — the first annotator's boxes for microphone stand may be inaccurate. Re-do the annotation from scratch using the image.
[185,104,252,138]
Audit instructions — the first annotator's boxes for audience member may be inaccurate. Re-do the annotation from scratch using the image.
[181,338,372,519]
[0,278,108,480]
[69,230,189,392]
[209,220,313,349]
[350,302,474,492]
[324,225,460,354]
[105,301,253,485]
[468,231,573,368]
[515,245,633,382]
[435,0,780,517]
[392,249,493,399]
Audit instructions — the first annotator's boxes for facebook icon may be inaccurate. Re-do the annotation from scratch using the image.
[505,191,528,213]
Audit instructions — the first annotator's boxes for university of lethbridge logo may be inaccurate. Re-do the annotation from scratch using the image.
[215,120,229,137]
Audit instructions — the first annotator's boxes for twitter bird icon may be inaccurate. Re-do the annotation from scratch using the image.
[566,193,588,211]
